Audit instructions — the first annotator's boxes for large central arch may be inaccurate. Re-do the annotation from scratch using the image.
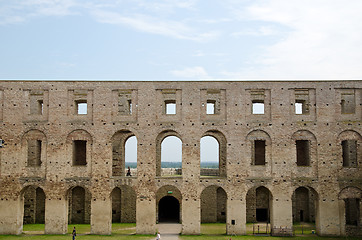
[158,196,180,223]
[156,185,182,223]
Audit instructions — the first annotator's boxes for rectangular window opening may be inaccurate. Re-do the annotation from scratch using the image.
[30,94,44,115]
[341,94,355,114]
[345,198,359,226]
[254,140,266,165]
[252,101,264,114]
[165,100,176,115]
[27,140,42,167]
[342,140,357,167]
[295,100,306,114]
[296,140,310,166]
[128,100,132,115]
[38,100,43,115]
[73,140,87,166]
[207,100,216,114]
[76,100,87,115]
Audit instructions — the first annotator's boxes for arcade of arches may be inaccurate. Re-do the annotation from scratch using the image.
[0,80,361,237]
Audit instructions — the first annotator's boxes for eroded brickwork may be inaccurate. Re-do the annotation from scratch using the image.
[0,80,361,236]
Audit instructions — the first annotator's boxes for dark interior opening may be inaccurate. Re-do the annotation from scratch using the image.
[254,140,266,165]
[158,196,180,223]
[300,210,304,222]
[256,208,268,222]
[73,140,87,166]
[296,140,310,166]
[345,198,360,226]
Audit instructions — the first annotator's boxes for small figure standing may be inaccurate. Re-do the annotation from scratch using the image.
[126,166,131,176]
[72,226,76,240]
[156,231,161,240]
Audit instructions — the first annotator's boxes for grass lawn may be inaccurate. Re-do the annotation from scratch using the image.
[180,236,361,240]
[201,223,226,235]
[0,223,153,240]
[1,223,360,240]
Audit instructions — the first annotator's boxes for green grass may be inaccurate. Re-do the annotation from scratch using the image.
[293,222,315,235]
[22,224,45,232]
[180,236,361,240]
[201,223,226,235]
[111,223,136,234]
[0,235,154,240]
[67,224,91,234]
[2,223,360,240]
[22,223,136,235]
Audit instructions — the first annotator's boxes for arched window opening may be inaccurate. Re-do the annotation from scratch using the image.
[338,130,361,168]
[292,130,316,167]
[66,130,92,167]
[200,136,219,176]
[22,130,47,167]
[111,186,136,223]
[23,186,45,225]
[125,136,137,176]
[112,131,136,177]
[161,136,182,177]
[68,186,91,224]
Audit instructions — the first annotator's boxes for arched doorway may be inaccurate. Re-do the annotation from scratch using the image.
[22,186,45,224]
[201,185,227,223]
[292,187,317,223]
[111,186,136,223]
[68,186,91,224]
[158,196,180,223]
[246,186,272,223]
[338,186,362,236]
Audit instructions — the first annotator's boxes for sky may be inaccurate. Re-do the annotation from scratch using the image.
[125,135,219,163]
[1,0,362,80]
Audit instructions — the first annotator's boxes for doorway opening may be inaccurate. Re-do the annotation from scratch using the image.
[158,196,180,223]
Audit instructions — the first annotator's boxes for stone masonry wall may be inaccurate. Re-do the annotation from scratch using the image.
[0,80,361,236]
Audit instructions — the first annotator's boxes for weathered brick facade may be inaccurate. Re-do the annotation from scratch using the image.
[0,80,361,236]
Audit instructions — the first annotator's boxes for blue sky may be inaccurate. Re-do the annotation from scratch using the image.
[1,0,361,80]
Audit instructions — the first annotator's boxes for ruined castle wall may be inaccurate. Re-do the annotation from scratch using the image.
[0,80,361,236]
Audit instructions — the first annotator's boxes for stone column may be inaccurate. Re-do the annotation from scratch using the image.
[338,199,345,236]
[91,198,111,235]
[181,139,200,235]
[181,196,200,234]
[226,198,246,235]
[0,198,23,235]
[136,197,156,234]
[135,135,156,235]
[44,198,68,234]
[270,193,293,236]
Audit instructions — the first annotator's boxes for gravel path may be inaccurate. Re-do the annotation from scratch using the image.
[156,223,182,240]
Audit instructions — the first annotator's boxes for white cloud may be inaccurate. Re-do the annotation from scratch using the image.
[91,9,219,41]
[228,0,362,79]
[170,66,210,79]
[0,0,78,24]
[231,26,278,37]
[135,0,198,13]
